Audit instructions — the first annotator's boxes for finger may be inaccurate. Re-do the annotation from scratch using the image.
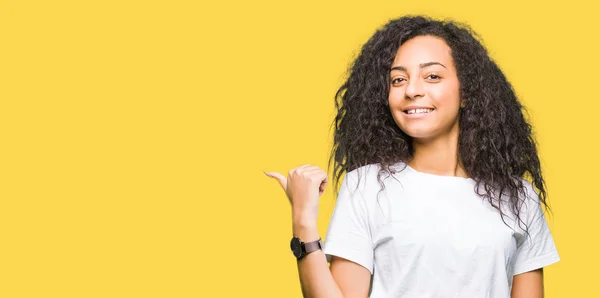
[264,171,287,191]
[302,167,325,173]
[295,165,320,174]
[307,170,328,194]
[319,179,328,194]
[293,164,311,169]
[301,169,328,195]
[294,164,313,173]
[302,168,327,178]
[300,166,321,171]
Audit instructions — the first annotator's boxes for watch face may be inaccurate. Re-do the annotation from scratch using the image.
[290,237,303,258]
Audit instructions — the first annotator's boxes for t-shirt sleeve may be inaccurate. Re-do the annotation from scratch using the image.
[512,184,560,276]
[322,171,374,275]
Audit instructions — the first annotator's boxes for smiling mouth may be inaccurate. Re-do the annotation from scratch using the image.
[404,108,435,114]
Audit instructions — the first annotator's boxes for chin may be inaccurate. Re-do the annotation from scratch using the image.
[399,124,431,137]
[406,132,433,139]
[400,126,440,139]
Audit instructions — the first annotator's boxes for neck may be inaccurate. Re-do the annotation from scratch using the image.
[407,123,468,178]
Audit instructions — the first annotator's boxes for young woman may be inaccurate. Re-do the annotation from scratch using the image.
[264,15,560,298]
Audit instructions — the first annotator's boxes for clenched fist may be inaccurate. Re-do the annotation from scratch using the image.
[264,164,328,223]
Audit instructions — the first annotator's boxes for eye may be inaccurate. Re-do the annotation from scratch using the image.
[427,74,441,80]
[391,78,405,84]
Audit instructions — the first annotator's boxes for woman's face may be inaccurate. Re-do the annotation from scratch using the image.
[388,35,462,142]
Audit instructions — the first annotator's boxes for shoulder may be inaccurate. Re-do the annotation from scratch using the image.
[496,177,540,210]
[343,162,407,200]
[345,162,390,190]
[347,163,381,179]
[521,178,538,198]
[518,178,542,212]
[508,178,546,233]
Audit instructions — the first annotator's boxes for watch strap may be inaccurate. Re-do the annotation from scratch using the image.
[303,238,322,254]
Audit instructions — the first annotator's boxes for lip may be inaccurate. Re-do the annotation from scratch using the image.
[403,109,434,118]
[402,106,435,118]
[402,106,435,112]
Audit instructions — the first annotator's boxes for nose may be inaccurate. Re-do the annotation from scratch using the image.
[405,77,425,100]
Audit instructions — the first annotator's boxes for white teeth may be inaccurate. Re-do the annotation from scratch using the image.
[406,108,433,114]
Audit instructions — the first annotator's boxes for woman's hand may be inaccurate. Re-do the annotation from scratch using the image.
[264,164,328,223]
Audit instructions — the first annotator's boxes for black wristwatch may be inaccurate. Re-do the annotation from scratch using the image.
[290,236,322,260]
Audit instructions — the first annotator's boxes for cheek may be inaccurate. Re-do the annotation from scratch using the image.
[430,83,460,109]
[388,89,405,121]
[388,88,400,104]
[388,89,407,128]
[388,87,403,105]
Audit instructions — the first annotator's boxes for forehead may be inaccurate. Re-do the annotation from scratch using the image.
[392,35,453,67]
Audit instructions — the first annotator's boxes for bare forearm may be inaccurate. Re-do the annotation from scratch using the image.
[294,221,344,298]
[511,269,544,298]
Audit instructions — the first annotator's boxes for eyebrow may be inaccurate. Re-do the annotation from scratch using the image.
[390,62,447,72]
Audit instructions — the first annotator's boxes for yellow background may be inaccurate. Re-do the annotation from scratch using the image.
[1,0,597,297]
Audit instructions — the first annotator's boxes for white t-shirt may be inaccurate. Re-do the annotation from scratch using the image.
[323,162,560,298]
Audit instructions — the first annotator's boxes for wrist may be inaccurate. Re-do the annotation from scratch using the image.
[292,220,319,241]
[292,209,317,225]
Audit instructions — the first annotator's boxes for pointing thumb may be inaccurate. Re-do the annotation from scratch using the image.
[263,170,287,191]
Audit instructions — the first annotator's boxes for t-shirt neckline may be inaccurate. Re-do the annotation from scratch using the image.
[403,163,475,183]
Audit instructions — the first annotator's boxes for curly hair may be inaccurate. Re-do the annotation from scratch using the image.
[327,14,551,237]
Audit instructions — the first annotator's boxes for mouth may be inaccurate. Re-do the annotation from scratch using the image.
[403,108,435,114]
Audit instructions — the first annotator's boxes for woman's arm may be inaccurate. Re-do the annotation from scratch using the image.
[511,268,544,298]
[294,221,371,298]
[265,166,371,298]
